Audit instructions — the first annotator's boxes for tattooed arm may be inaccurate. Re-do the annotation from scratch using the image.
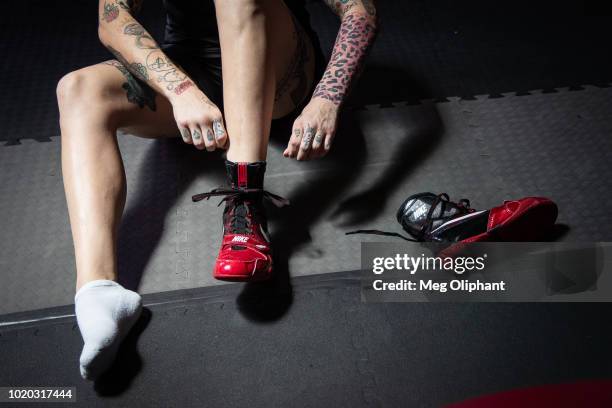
[284,0,377,161]
[97,0,227,150]
[98,0,192,98]
[314,0,378,106]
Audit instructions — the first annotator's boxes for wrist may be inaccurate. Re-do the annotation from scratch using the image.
[311,95,342,111]
[311,80,346,109]
[166,80,198,103]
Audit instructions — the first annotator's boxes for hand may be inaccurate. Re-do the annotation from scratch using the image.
[170,82,228,151]
[284,97,339,161]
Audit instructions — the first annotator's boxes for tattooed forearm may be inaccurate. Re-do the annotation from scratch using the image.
[145,50,188,93]
[174,80,193,95]
[110,43,190,94]
[312,13,376,106]
[100,0,193,98]
[123,22,159,49]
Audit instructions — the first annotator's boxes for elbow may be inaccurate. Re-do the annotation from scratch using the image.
[97,23,110,46]
[364,10,379,32]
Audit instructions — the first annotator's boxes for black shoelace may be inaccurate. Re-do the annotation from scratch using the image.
[192,188,290,235]
[346,193,471,242]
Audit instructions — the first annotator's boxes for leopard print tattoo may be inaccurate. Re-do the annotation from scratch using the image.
[312,13,376,106]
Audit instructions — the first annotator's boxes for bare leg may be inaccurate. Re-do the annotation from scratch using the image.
[215,0,315,162]
[57,62,178,291]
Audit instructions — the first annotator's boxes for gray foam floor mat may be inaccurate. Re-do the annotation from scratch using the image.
[1,86,612,315]
[1,271,611,407]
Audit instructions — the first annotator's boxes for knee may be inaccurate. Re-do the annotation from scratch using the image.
[57,70,85,111]
[56,69,110,114]
[216,0,266,23]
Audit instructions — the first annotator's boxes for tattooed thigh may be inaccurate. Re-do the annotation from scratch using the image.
[101,60,157,111]
[272,17,315,118]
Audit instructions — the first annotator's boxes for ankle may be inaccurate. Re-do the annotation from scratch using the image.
[225,160,266,189]
[76,273,117,292]
[226,147,267,164]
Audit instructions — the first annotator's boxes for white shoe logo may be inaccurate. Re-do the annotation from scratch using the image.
[232,236,249,243]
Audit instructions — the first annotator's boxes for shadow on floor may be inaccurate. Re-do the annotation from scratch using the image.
[114,64,445,324]
[331,64,445,226]
[94,307,152,396]
[117,141,227,292]
[237,65,445,321]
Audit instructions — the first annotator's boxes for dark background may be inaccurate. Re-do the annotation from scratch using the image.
[2,0,612,144]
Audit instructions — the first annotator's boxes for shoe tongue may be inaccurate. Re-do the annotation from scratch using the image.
[399,193,470,237]
[230,202,250,234]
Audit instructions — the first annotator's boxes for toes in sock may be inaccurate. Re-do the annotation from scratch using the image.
[75,280,142,380]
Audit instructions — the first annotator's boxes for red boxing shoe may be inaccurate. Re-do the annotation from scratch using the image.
[192,161,289,282]
[424,195,558,243]
[347,193,558,243]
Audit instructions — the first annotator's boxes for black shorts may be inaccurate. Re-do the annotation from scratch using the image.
[162,43,224,110]
[162,39,324,140]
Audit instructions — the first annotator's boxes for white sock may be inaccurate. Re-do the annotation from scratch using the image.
[74,280,142,380]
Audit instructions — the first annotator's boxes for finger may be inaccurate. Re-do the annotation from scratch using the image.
[179,127,192,144]
[297,124,315,161]
[324,132,335,152]
[204,126,216,151]
[312,130,325,150]
[191,126,205,150]
[212,119,227,149]
[286,124,303,158]
[314,132,333,159]
[301,131,324,161]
